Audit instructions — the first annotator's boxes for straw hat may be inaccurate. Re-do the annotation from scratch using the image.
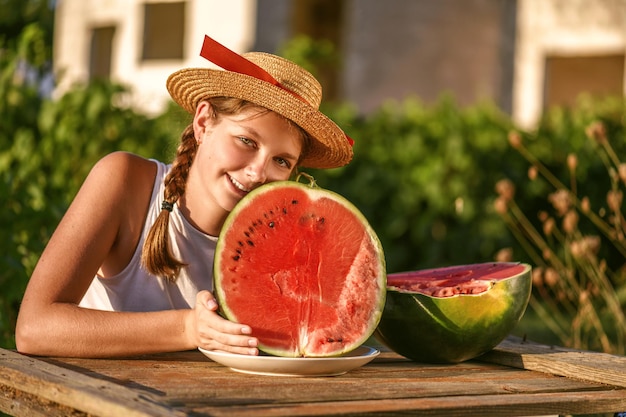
[166,36,353,169]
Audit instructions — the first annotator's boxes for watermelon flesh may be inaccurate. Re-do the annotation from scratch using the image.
[376,262,532,363]
[387,262,528,296]
[214,180,386,358]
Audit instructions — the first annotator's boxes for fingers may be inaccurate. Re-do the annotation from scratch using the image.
[196,290,218,311]
[194,291,258,355]
[201,330,259,356]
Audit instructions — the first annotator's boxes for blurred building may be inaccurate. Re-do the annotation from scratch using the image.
[53,0,626,128]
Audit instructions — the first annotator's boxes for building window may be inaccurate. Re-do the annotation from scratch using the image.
[89,26,116,80]
[142,2,186,60]
[544,54,624,108]
[291,0,344,101]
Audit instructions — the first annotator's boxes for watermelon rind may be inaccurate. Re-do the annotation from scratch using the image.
[214,180,386,358]
[374,262,532,363]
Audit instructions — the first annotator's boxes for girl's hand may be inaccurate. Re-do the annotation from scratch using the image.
[188,290,258,355]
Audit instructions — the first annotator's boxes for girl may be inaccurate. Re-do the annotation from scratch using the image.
[15,35,353,358]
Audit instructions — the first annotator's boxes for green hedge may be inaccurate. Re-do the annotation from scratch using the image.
[310,96,626,275]
[310,96,519,272]
[0,78,189,348]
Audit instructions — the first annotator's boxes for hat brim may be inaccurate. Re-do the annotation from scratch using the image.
[167,68,353,169]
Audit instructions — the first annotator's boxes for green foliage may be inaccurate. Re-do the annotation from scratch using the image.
[1,76,187,347]
[278,35,338,77]
[0,0,54,47]
[513,96,626,213]
[0,14,188,347]
[310,96,522,272]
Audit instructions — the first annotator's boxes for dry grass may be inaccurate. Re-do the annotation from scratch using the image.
[494,122,626,354]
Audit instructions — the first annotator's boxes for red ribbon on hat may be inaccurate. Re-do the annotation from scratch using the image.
[199,35,354,147]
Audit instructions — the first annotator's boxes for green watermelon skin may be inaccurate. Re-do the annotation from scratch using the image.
[375,262,531,363]
[214,180,386,358]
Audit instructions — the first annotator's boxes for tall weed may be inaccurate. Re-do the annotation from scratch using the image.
[496,119,626,354]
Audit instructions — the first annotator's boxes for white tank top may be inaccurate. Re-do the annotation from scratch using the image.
[79,160,218,311]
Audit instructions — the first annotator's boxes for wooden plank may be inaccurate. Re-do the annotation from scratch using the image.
[2,345,624,417]
[0,383,88,417]
[480,336,626,388]
[159,367,598,406]
[191,389,626,417]
[46,351,605,405]
[0,349,184,417]
[41,349,616,413]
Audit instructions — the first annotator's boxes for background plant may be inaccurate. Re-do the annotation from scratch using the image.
[308,96,522,271]
[1,11,188,345]
[494,105,626,354]
[1,76,188,347]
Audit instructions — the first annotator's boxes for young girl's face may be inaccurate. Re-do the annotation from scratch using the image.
[186,102,303,230]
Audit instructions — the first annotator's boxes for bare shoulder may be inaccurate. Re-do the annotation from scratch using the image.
[90,151,157,184]
[84,151,158,225]
[81,152,156,203]
[65,151,159,238]
[70,152,159,276]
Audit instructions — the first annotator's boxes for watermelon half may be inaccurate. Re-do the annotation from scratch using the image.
[375,262,531,363]
[214,176,386,358]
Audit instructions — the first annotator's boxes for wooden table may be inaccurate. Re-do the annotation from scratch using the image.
[1,337,625,417]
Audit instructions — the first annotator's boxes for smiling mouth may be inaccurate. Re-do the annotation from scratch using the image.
[229,175,251,193]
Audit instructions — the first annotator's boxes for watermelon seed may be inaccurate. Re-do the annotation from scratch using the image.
[319,217,325,223]
[327,338,334,343]
[246,240,254,247]
[283,208,288,214]
[237,241,244,247]
[269,222,275,228]
[232,255,240,261]
[292,199,298,204]
[244,231,250,237]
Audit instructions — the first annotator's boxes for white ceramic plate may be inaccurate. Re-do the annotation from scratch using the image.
[198,345,380,377]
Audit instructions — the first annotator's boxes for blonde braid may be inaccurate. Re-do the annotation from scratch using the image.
[141,124,198,281]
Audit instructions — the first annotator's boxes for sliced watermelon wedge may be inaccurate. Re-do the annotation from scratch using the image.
[214,176,386,357]
[376,262,532,363]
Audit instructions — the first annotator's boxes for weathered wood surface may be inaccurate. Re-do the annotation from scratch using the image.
[0,348,184,417]
[479,335,626,388]
[1,338,625,417]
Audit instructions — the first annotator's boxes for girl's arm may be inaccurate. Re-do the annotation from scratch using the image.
[15,152,256,357]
